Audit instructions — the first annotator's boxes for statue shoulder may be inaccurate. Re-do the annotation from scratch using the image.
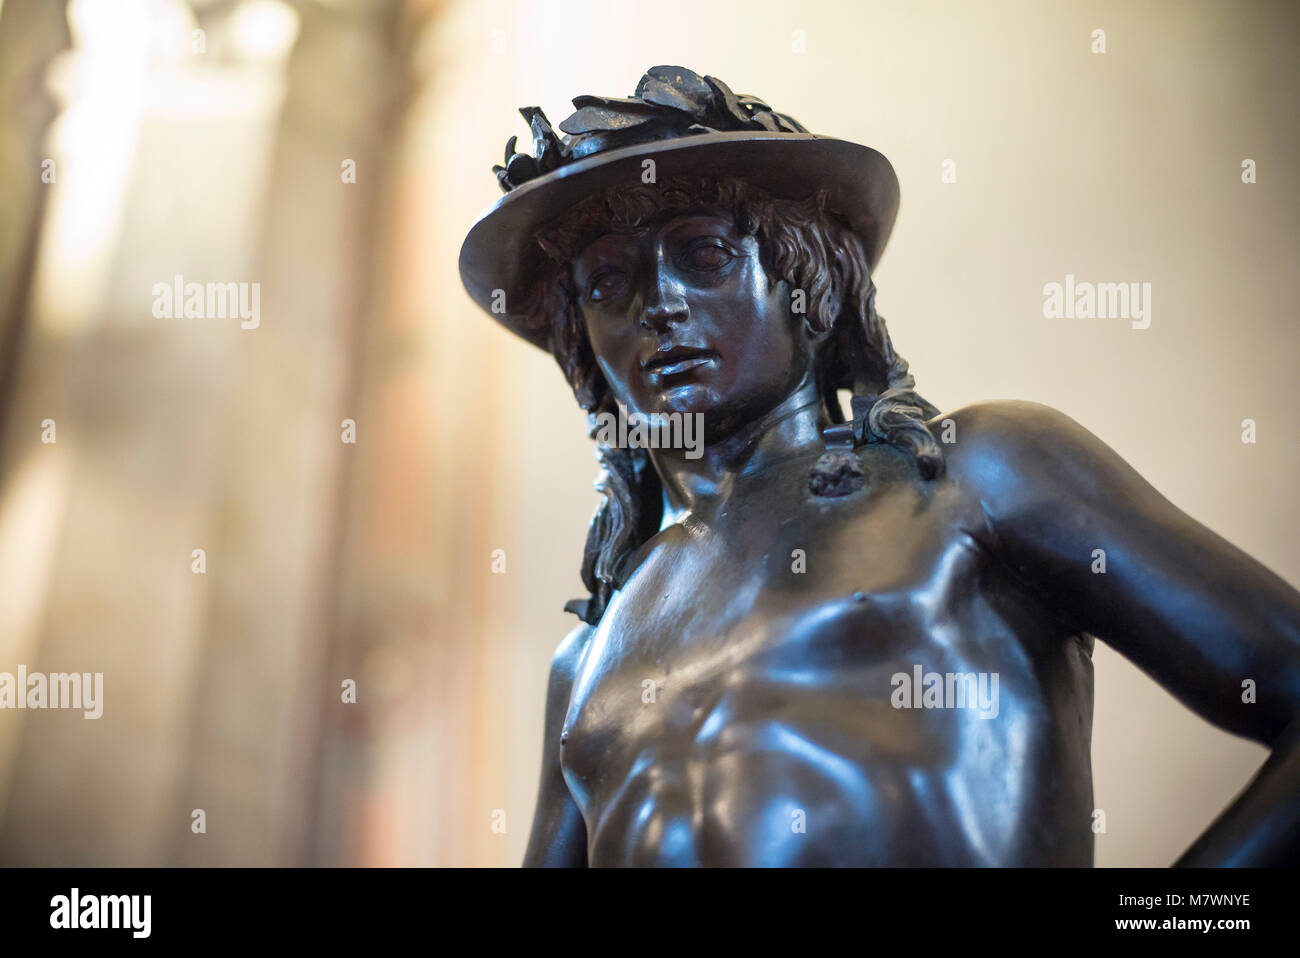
[538,622,594,743]
[928,399,1133,519]
[549,623,593,687]
[927,399,1085,458]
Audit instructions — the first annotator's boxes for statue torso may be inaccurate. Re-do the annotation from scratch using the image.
[559,442,1096,866]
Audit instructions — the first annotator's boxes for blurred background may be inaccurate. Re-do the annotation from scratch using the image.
[0,0,1295,866]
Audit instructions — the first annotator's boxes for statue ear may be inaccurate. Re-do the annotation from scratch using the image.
[824,246,854,332]
[796,246,845,352]
[548,291,604,411]
[793,256,844,344]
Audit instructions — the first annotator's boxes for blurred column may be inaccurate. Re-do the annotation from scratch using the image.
[287,0,500,867]
[0,0,415,866]
[0,0,69,445]
[164,0,417,866]
[0,0,70,830]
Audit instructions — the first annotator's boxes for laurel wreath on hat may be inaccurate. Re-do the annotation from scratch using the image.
[492,65,809,193]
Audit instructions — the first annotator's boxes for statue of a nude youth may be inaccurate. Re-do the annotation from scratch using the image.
[457,66,1300,866]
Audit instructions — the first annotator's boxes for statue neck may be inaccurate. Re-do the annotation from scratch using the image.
[652,376,828,525]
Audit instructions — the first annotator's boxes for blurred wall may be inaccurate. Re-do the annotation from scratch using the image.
[0,0,1295,867]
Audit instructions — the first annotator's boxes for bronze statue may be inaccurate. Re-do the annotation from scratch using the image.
[458,66,1300,866]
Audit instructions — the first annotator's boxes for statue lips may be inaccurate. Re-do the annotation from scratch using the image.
[642,345,717,384]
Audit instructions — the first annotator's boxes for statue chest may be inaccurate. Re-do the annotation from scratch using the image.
[554,476,1083,864]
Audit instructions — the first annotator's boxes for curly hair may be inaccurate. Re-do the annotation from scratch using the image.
[524,175,943,625]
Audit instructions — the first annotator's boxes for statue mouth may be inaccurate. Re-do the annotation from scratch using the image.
[643,345,717,378]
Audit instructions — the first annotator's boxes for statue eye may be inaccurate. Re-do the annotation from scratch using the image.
[683,240,733,271]
[588,270,627,301]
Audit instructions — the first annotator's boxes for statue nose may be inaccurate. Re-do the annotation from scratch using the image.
[641,300,688,332]
[639,249,688,331]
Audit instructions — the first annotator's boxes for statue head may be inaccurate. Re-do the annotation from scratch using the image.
[557,184,819,443]
[458,66,944,623]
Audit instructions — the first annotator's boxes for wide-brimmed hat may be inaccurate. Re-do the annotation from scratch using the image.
[457,65,900,352]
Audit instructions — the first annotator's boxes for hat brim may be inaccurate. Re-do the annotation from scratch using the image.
[457,131,900,351]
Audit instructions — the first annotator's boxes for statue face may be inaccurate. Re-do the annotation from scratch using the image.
[572,211,816,440]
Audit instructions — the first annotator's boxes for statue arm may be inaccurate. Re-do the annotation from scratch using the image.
[522,624,590,867]
[948,400,1300,866]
